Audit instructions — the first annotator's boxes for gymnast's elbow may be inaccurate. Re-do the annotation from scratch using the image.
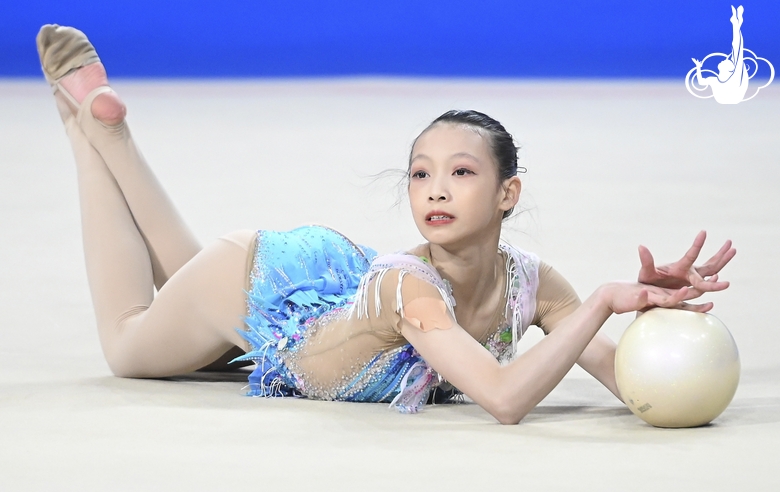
[489,398,528,425]
[483,375,530,425]
[493,410,522,426]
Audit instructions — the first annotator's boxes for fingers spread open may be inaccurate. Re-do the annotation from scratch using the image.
[669,286,690,305]
[698,240,736,277]
[647,286,685,308]
[637,245,657,276]
[688,268,729,292]
[647,285,713,312]
[690,271,731,292]
[681,230,707,269]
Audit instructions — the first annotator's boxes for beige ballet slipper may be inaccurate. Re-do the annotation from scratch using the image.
[37,24,120,126]
[36,24,102,108]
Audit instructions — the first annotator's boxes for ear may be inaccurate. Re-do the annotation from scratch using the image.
[499,176,522,212]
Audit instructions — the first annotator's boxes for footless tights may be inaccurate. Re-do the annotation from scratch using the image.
[57,87,252,378]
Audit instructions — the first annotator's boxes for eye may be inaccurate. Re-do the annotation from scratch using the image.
[454,168,474,176]
[411,170,428,179]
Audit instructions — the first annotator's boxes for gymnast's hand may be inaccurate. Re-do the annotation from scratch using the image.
[603,282,711,315]
[637,230,736,293]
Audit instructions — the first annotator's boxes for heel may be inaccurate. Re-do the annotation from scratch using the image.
[77,86,119,128]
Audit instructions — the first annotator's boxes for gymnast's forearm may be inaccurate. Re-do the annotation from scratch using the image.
[576,333,621,400]
[496,287,613,423]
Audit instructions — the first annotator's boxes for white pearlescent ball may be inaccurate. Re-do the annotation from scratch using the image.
[615,308,740,428]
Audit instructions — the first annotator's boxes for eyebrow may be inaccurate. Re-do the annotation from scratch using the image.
[410,152,484,165]
[450,152,483,165]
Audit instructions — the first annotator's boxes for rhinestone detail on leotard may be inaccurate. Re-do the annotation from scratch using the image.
[234,226,539,413]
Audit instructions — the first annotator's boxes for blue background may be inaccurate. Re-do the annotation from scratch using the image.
[2,1,778,78]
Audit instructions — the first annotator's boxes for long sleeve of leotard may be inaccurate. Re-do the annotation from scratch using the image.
[531,261,581,334]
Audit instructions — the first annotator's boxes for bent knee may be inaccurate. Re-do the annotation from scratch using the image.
[104,345,150,378]
[100,306,153,378]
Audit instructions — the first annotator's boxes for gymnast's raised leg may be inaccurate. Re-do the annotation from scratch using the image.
[38,25,252,377]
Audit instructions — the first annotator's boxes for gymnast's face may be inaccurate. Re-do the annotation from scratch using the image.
[408,123,512,247]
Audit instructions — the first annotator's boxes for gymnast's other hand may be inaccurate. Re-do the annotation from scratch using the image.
[637,230,735,293]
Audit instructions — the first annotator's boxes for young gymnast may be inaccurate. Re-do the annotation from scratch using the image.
[37,25,736,423]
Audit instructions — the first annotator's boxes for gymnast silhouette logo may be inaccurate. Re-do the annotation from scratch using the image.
[685,5,774,104]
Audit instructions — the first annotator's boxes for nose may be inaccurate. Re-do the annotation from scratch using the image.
[427,176,449,202]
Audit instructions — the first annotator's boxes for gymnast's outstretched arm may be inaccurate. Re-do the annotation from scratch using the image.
[398,275,706,424]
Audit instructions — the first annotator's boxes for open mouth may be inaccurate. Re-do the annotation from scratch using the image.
[425,211,455,223]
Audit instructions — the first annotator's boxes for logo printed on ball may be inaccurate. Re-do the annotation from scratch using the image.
[684,5,774,104]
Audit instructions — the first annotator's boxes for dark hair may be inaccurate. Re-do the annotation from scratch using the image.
[408,110,522,220]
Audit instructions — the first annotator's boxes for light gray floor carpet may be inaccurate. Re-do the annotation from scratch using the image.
[1,79,778,491]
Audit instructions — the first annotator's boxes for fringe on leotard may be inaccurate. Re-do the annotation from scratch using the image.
[355,243,540,412]
[232,227,539,414]
[348,254,457,413]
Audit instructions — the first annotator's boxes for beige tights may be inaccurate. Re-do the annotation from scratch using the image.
[57,86,252,378]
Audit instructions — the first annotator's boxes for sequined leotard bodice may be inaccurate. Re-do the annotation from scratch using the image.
[234,225,540,413]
